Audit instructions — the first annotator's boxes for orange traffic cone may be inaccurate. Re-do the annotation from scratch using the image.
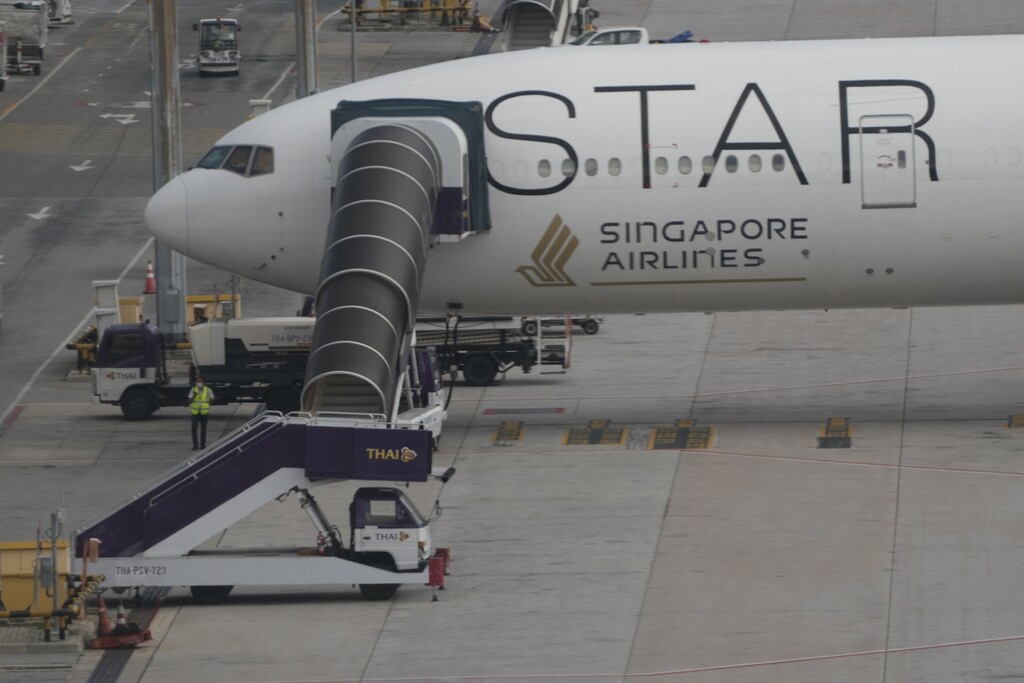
[143,260,156,294]
[96,595,111,637]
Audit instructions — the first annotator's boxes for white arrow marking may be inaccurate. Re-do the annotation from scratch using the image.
[69,160,94,172]
[28,207,51,220]
[227,4,244,12]
[99,113,137,125]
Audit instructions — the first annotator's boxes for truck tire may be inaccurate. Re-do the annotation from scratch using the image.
[521,320,538,336]
[462,354,498,386]
[120,387,157,420]
[580,318,600,335]
[359,555,399,601]
[190,585,233,604]
[264,386,300,414]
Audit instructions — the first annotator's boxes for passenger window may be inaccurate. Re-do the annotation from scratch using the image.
[749,154,762,172]
[702,155,716,173]
[608,158,621,176]
[561,158,576,177]
[654,157,668,175]
[537,159,552,178]
[250,146,274,176]
[585,158,598,176]
[678,156,692,174]
[725,155,738,173]
[197,145,232,169]
[772,153,786,172]
[223,146,253,175]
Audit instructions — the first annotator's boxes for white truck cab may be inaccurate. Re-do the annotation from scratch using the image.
[351,487,432,572]
[568,26,648,45]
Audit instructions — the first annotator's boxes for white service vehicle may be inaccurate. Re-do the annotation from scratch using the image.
[46,0,71,25]
[193,17,240,76]
[567,26,696,45]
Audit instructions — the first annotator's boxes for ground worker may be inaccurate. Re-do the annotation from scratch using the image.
[187,376,214,450]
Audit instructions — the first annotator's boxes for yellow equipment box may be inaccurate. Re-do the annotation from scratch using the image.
[0,541,70,611]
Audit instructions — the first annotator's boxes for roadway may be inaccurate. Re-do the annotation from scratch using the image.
[3,1,1024,682]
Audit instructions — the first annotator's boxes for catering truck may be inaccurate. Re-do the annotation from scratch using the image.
[193,16,240,76]
[93,318,311,419]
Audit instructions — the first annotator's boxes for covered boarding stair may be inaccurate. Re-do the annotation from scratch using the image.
[303,98,491,419]
[500,0,581,50]
[72,100,491,595]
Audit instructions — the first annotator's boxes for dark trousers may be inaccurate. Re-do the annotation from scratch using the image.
[191,413,209,449]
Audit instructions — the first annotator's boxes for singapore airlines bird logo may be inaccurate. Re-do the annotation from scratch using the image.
[516,215,579,287]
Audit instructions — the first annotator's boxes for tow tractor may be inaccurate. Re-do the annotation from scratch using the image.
[193,16,240,76]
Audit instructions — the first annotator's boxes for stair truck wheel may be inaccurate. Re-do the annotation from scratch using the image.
[521,319,538,336]
[359,554,399,601]
[120,387,157,420]
[462,354,498,386]
[190,585,234,604]
[580,318,600,335]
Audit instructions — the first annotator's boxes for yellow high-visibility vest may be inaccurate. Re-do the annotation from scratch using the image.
[190,386,211,415]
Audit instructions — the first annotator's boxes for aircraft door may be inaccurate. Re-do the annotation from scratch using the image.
[859,114,916,209]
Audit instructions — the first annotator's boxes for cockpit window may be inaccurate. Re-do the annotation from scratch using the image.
[223,146,253,174]
[196,144,273,177]
[250,146,274,176]
[197,146,232,169]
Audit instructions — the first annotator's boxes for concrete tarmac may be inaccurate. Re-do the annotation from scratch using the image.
[5,1,1024,682]
[6,305,1024,682]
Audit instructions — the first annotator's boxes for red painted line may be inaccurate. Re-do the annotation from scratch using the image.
[632,635,1024,678]
[690,448,1024,478]
[482,407,566,415]
[271,635,1024,681]
[450,364,1024,404]
[1,404,24,430]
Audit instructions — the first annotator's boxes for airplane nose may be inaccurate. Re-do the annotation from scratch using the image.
[145,175,189,254]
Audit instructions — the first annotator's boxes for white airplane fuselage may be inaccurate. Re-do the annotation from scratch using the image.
[145,36,1024,314]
